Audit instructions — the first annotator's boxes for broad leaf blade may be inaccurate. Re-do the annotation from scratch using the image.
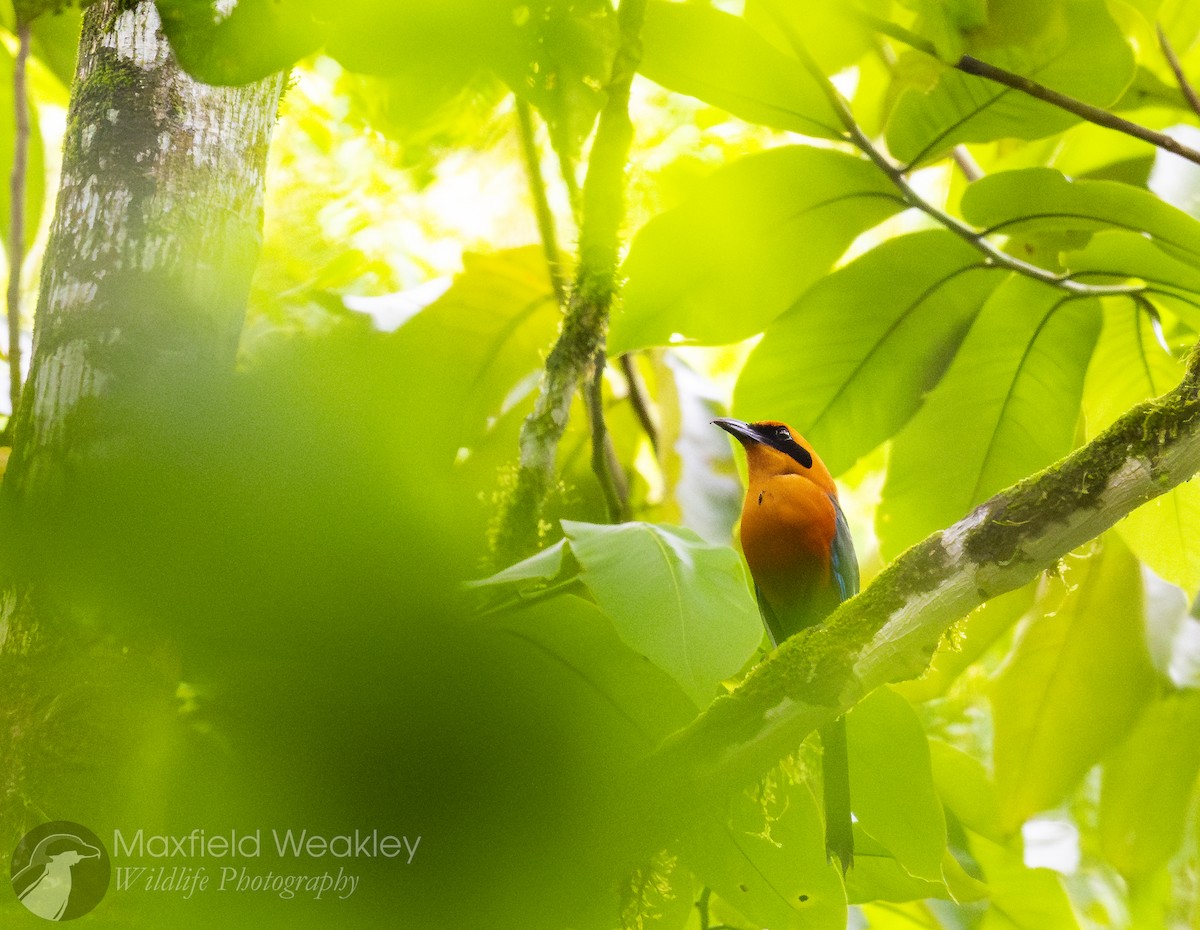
[962,168,1200,265]
[613,146,905,353]
[878,276,1101,559]
[847,687,947,882]
[1099,689,1200,881]
[887,2,1134,165]
[972,835,1082,930]
[991,539,1158,832]
[391,247,559,459]
[639,1,841,138]
[563,521,763,706]
[682,781,847,930]
[734,230,998,476]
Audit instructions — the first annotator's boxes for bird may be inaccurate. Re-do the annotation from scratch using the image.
[713,417,858,872]
[12,832,102,920]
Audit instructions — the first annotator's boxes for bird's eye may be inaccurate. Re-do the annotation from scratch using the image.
[775,426,792,442]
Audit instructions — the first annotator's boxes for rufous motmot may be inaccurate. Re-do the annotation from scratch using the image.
[713,417,858,872]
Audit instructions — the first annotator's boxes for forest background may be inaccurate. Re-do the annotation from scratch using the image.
[1,1,1200,928]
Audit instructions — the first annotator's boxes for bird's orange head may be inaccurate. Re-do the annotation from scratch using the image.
[712,418,837,497]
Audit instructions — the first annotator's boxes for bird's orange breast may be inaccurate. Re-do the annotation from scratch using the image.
[739,472,837,611]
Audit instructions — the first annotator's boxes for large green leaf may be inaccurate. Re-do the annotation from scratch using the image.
[155,0,613,132]
[1084,300,1200,590]
[155,0,324,83]
[493,594,700,748]
[1099,689,1200,882]
[474,521,764,707]
[638,1,840,138]
[843,833,955,904]
[991,539,1159,832]
[961,168,1200,265]
[886,2,1135,165]
[971,835,1082,930]
[389,247,559,460]
[564,521,763,706]
[846,687,948,881]
[681,780,847,930]
[734,230,999,476]
[743,0,879,75]
[929,739,1003,842]
[612,146,905,353]
[877,276,1101,559]
[1066,231,1200,321]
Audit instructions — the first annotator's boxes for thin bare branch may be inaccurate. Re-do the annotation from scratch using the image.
[619,354,659,454]
[855,10,1200,168]
[1158,24,1200,122]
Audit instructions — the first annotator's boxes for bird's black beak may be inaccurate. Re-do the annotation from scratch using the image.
[712,417,760,445]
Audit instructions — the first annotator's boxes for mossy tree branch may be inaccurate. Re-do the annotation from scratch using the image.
[639,345,1200,827]
[492,0,646,564]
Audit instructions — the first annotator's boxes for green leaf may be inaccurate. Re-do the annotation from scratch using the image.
[469,538,568,591]
[743,0,878,75]
[929,739,1003,842]
[563,521,763,707]
[844,832,952,904]
[887,2,1135,165]
[962,167,1200,265]
[877,276,1101,559]
[1100,689,1200,882]
[612,146,905,353]
[734,230,999,476]
[1066,230,1200,309]
[1084,300,1200,590]
[847,687,948,882]
[30,8,82,90]
[155,0,607,104]
[991,539,1159,832]
[493,594,700,748]
[638,1,840,138]
[155,0,324,84]
[971,835,1082,930]
[390,247,559,459]
[681,780,847,930]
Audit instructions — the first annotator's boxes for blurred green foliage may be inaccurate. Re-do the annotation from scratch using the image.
[3,0,1200,928]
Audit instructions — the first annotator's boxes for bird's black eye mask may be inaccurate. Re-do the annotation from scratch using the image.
[755,423,814,469]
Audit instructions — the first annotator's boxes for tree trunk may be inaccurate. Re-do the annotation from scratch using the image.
[0,0,284,654]
[0,0,282,847]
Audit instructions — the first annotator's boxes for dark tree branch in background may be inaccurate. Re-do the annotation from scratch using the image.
[6,22,31,430]
[853,10,1200,168]
[491,0,647,565]
[640,343,1200,829]
[585,358,629,523]
[619,354,659,454]
[1158,24,1200,122]
[515,97,567,307]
